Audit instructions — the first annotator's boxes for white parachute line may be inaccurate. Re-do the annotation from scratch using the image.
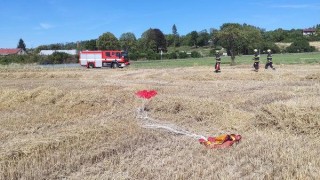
[136,107,207,141]
[143,124,207,140]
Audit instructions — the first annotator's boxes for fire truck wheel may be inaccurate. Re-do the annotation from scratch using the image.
[88,63,94,68]
[111,62,118,68]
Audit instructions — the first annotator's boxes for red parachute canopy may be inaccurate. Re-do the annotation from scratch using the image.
[136,90,157,99]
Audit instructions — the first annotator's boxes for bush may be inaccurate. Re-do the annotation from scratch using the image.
[0,55,40,65]
[286,39,316,53]
[38,52,78,65]
[128,52,139,61]
[146,50,160,60]
[209,49,215,56]
[260,42,281,54]
[190,51,201,58]
[38,58,51,65]
[28,54,43,63]
[0,56,10,65]
[178,52,188,59]
[51,52,70,64]
[209,49,224,56]
[167,52,178,59]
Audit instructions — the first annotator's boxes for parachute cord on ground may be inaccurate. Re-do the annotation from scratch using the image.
[136,107,208,141]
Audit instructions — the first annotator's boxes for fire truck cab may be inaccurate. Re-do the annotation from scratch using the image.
[79,50,130,68]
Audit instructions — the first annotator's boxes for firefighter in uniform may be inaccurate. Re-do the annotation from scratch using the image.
[265,49,275,70]
[214,50,221,73]
[252,49,260,72]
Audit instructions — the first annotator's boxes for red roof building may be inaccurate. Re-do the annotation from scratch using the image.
[303,28,316,36]
[0,48,26,55]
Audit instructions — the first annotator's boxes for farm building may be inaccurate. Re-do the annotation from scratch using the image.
[0,48,26,56]
[303,28,316,36]
[39,49,77,55]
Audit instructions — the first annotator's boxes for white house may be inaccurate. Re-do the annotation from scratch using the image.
[303,28,316,36]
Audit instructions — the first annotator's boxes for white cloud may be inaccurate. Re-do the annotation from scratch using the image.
[271,4,320,9]
[40,23,54,30]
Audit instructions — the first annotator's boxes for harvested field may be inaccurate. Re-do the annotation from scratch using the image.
[310,41,320,51]
[276,41,320,51]
[0,65,319,179]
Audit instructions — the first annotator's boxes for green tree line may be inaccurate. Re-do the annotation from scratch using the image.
[35,23,320,57]
[0,52,78,65]
[2,23,319,65]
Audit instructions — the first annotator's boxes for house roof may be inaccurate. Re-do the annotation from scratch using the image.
[303,28,316,32]
[39,49,77,55]
[0,48,23,55]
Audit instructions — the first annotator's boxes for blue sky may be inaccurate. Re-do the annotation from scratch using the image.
[1,0,320,48]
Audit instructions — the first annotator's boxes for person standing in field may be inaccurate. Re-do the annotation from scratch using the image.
[265,49,275,70]
[214,50,221,73]
[252,49,260,72]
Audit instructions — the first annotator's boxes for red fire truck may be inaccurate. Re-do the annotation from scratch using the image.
[79,50,130,68]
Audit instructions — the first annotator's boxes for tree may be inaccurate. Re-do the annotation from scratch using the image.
[119,32,137,52]
[65,42,78,50]
[35,45,49,54]
[209,28,219,47]
[140,28,167,53]
[17,38,26,51]
[82,39,97,50]
[96,32,120,50]
[49,43,63,50]
[189,31,198,46]
[216,23,243,65]
[216,23,264,65]
[165,34,175,47]
[172,24,179,47]
[182,31,198,47]
[48,52,70,64]
[286,29,304,42]
[172,24,177,36]
[197,29,210,47]
[272,28,288,42]
[240,24,263,54]
[260,41,281,54]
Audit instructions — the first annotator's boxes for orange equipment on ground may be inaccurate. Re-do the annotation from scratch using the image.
[199,134,241,149]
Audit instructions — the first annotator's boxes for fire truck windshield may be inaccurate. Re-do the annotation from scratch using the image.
[121,52,128,60]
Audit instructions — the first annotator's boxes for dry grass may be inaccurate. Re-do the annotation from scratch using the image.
[276,41,320,51]
[310,41,320,51]
[275,42,292,50]
[0,65,319,179]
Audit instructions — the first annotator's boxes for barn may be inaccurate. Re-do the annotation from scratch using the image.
[39,50,77,55]
[0,48,26,56]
